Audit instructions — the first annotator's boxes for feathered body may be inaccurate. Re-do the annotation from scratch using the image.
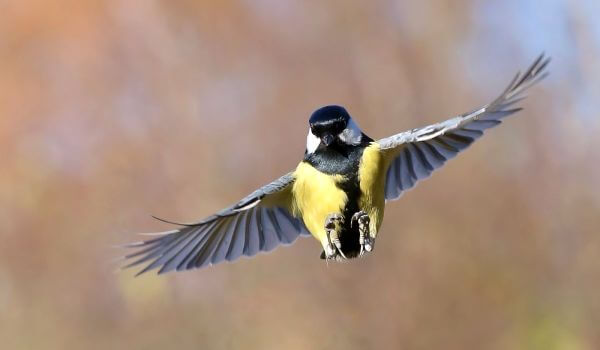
[292,133,386,258]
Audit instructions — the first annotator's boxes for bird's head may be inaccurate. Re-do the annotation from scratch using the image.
[306,105,363,154]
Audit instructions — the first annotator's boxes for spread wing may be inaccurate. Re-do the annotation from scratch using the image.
[378,54,550,201]
[122,172,309,275]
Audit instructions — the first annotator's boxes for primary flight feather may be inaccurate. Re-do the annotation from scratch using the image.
[123,54,550,275]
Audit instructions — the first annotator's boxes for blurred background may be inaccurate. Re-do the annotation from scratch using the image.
[1,0,599,349]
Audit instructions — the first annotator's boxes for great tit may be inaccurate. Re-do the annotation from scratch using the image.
[123,54,549,275]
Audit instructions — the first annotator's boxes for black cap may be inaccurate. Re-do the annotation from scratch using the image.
[309,105,350,126]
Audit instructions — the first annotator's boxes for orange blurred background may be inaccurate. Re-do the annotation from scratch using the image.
[1,1,599,349]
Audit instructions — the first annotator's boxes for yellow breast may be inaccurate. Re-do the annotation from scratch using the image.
[291,162,347,243]
[358,143,386,234]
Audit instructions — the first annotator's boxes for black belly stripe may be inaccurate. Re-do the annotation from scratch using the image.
[337,174,362,256]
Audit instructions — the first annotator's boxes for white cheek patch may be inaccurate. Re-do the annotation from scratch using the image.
[306,129,321,154]
[339,118,362,145]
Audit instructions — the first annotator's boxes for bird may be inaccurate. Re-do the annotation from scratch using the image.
[122,54,550,275]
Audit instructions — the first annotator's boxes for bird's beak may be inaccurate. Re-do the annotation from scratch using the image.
[321,134,335,147]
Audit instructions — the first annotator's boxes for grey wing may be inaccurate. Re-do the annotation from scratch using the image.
[122,172,309,275]
[378,54,550,201]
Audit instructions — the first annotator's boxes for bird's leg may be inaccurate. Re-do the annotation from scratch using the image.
[351,211,373,256]
[324,213,347,260]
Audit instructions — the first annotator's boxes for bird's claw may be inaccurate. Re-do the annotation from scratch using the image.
[352,211,373,256]
[324,213,347,260]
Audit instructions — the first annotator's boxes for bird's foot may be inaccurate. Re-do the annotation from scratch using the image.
[351,211,373,256]
[324,213,347,260]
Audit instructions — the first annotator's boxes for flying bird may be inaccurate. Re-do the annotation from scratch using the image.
[123,54,550,275]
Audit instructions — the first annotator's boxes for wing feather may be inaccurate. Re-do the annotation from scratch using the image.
[226,211,249,261]
[199,221,230,268]
[244,208,261,256]
[261,209,280,252]
[275,207,308,244]
[378,54,550,201]
[122,173,309,275]
[384,158,401,199]
[211,215,239,264]
[176,222,218,272]
[398,149,415,190]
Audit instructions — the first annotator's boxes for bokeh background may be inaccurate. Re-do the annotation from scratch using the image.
[1,1,599,349]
